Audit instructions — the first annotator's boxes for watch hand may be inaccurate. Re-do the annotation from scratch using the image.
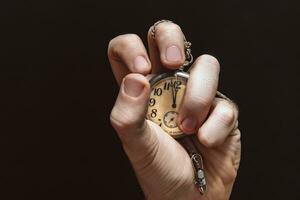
[174,84,178,107]
[171,79,176,108]
[172,79,180,109]
[169,117,174,123]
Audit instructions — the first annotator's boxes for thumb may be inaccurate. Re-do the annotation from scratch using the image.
[110,73,158,161]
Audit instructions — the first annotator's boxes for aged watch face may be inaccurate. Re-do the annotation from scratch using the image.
[146,71,188,138]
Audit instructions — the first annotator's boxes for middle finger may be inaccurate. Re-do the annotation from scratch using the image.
[178,54,220,134]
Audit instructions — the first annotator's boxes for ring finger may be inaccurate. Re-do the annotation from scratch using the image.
[197,98,239,147]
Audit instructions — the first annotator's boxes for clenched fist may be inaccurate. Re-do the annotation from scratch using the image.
[108,21,241,200]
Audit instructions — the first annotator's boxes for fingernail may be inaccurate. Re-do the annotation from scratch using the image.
[182,117,197,132]
[133,56,148,71]
[166,45,182,62]
[124,77,145,97]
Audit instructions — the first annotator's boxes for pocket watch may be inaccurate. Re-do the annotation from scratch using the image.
[147,70,189,138]
[146,41,207,194]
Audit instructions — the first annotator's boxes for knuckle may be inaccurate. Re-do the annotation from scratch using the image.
[201,54,220,65]
[185,94,211,111]
[164,23,182,32]
[194,54,220,70]
[107,34,141,58]
[116,34,140,47]
[148,25,155,37]
[110,108,123,130]
[110,107,133,131]
[231,128,241,140]
[234,128,241,137]
[111,34,140,49]
[223,168,238,184]
[107,37,117,57]
[198,133,216,148]
[197,96,212,109]
[217,101,235,125]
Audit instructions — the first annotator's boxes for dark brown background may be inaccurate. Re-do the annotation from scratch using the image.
[0,0,299,199]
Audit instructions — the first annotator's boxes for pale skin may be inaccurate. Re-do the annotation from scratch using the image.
[108,21,241,200]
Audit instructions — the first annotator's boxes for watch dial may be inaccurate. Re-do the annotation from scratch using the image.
[146,74,187,138]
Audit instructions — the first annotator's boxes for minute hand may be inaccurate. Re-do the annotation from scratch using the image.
[171,79,177,108]
[174,83,179,108]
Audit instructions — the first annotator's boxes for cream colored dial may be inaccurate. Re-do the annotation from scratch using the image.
[146,73,187,138]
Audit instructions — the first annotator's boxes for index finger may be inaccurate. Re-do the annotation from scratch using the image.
[108,34,151,84]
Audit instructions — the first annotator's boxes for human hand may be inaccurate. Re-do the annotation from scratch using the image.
[108,21,241,200]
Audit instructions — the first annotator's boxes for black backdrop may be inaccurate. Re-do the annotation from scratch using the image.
[1,0,299,199]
